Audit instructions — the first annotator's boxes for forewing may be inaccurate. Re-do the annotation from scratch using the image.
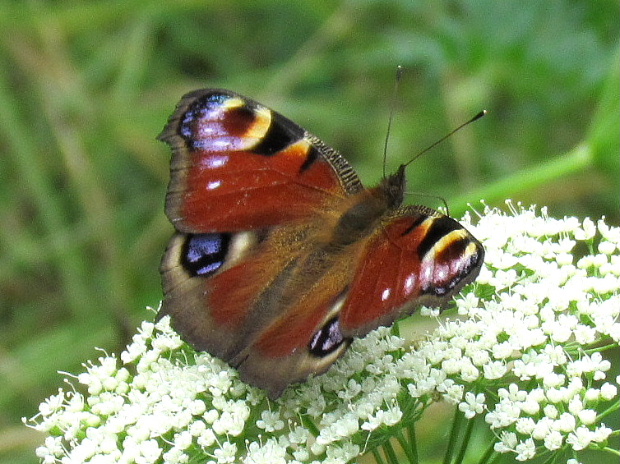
[159,89,361,233]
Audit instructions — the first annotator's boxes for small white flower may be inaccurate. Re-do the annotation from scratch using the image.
[213,442,237,463]
[256,410,284,432]
[459,392,486,419]
[575,217,596,240]
[483,361,508,380]
[568,397,584,414]
[163,447,189,463]
[566,426,594,451]
[598,219,620,244]
[197,428,216,448]
[592,424,612,442]
[494,431,518,453]
[554,413,577,433]
[361,404,402,431]
[577,409,597,425]
[324,441,361,463]
[543,404,558,419]
[485,401,521,428]
[515,417,535,434]
[543,429,564,450]
[600,382,617,400]
[514,438,536,461]
[531,416,553,440]
[245,439,287,464]
[491,341,515,360]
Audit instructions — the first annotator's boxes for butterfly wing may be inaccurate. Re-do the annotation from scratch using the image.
[158,89,364,397]
[340,207,484,336]
[159,89,362,232]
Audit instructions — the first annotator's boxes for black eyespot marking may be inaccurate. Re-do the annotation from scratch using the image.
[181,233,231,277]
[252,112,303,156]
[309,316,350,357]
[417,216,459,258]
[421,237,483,296]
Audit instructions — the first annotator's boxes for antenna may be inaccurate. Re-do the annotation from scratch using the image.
[382,66,405,179]
[402,110,487,168]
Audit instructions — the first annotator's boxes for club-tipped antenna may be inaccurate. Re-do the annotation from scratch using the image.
[402,110,487,168]
[382,65,405,179]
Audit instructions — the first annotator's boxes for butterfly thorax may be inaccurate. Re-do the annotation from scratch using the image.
[329,165,406,248]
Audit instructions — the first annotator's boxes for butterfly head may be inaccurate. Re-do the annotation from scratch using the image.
[379,164,407,210]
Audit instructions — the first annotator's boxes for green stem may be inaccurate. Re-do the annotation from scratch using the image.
[372,447,386,464]
[395,429,417,464]
[407,423,419,464]
[443,407,465,464]
[476,440,498,464]
[381,439,400,464]
[601,447,620,456]
[450,143,591,215]
[453,416,476,464]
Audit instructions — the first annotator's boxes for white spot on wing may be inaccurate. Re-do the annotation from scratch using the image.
[206,155,229,168]
[404,274,416,294]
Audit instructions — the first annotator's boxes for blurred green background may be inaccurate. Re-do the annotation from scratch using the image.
[1,1,618,463]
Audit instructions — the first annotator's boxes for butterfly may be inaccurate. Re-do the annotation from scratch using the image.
[157,89,484,399]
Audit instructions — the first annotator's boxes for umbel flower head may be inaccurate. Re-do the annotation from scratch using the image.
[27,203,619,463]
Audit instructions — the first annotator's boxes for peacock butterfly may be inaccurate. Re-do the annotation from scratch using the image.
[157,89,484,399]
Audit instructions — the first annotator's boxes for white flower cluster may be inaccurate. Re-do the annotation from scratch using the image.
[27,204,619,463]
[458,203,620,460]
[29,318,266,464]
[28,315,410,464]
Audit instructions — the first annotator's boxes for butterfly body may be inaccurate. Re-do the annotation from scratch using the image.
[158,89,484,398]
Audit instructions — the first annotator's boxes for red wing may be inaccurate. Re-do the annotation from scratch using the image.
[160,230,298,362]
[340,210,484,335]
[159,226,355,399]
[159,89,362,233]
